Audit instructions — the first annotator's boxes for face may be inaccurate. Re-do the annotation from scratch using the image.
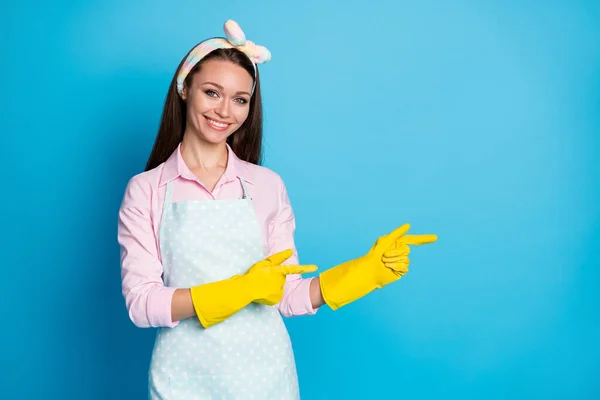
[181,59,254,144]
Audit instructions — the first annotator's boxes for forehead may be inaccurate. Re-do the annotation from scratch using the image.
[194,59,254,92]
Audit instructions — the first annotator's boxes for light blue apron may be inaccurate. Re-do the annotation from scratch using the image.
[148,178,300,399]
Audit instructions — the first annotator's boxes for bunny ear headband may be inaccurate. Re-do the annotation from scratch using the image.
[176,20,271,97]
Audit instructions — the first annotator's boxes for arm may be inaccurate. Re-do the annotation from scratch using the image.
[118,177,249,325]
[171,289,195,321]
[269,176,323,316]
[119,176,314,328]
[318,225,438,310]
[118,176,181,328]
[309,278,325,308]
[265,178,438,312]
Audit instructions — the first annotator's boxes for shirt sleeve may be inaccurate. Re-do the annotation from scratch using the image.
[117,175,179,328]
[268,175,319,317]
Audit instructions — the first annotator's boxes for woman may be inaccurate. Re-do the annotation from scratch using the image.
[117,20,437,399]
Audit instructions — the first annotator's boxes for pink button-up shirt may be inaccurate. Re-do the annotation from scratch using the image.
[117,143,318,328]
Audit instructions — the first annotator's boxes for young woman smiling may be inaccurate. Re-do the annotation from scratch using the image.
[117,19,437,399]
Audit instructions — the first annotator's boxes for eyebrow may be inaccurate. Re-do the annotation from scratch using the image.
[202,81,251,97]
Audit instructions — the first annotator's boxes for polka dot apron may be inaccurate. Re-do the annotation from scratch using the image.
[148,178,300,399]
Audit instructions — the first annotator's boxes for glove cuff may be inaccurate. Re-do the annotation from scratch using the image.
[319,257,377,310]
[190,274,253,328]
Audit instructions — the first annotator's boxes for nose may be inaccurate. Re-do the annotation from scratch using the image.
[215,99,230,119]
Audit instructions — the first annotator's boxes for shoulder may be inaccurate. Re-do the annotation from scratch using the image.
[241,161,287,191]
[121,163,165,206]
[239,162,295,213]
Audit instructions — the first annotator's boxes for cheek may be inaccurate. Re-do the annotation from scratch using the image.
[188,96,209,115]
[234,105,251,123]
[185,90,211,111]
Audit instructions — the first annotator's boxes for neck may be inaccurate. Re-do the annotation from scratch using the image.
[180,133,228,171]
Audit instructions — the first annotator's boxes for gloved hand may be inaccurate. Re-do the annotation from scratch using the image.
[319,224,437,310]
[191,249,317,328]
[244,249,317,305]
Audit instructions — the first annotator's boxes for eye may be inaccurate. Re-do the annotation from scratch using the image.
[234,98,248,104]
[205,90,218,98]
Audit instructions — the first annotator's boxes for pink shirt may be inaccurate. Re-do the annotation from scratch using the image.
[117,143,318,328]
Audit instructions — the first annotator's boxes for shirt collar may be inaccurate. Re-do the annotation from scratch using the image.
[159,142,254,187]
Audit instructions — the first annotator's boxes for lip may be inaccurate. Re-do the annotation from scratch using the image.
[204,116,232,131]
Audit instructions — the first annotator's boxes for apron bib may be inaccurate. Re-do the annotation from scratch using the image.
[148,178,300,400]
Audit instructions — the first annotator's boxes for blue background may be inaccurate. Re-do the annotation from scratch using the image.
[2,0,599,399]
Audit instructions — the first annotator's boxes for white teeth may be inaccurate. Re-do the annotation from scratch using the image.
[208,118,228,128]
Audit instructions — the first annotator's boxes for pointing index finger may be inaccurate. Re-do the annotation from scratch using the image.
[280,265,318,275]
[400,234,438,246]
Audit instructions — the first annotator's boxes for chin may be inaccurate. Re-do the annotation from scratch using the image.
[199,123,237,144]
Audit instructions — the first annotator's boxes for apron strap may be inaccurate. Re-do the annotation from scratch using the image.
[160,182,174,236]
[158,181,174,281]
[239,178,251,200]
[164,181,174,209]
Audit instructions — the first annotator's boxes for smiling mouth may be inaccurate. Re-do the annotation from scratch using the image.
[205,116,231,131]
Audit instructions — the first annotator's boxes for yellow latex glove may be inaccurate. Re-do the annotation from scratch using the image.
[191,249,317,328]
[319,224,437,310]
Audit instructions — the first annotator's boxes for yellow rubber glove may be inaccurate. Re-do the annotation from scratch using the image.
[319,224,437,310]
[190,249,317,328]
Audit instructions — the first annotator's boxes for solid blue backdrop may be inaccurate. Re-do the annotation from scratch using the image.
[2,0,599,399]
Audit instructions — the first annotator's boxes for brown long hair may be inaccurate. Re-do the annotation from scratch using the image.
[144,46,263,171]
